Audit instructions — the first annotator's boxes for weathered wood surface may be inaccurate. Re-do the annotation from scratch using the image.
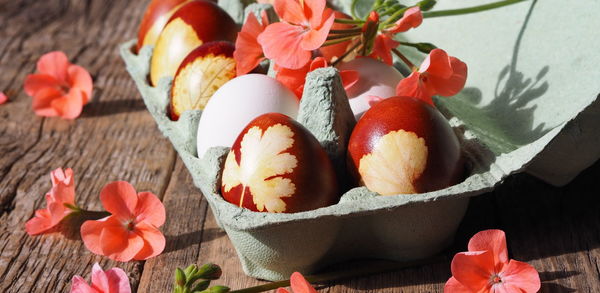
[0,0,599,292]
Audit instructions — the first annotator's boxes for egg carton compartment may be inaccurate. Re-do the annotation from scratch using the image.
[120,0,600,281]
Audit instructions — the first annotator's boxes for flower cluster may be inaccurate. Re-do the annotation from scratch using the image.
[24,51,93,119]
[233,0,467,104]
[26,168,166,262]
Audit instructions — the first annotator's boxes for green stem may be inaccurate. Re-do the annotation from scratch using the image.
[330,28,363,34]
[323,36,356,47]
[423,0,528,18]
[229,256,445,293]
[334,18,364,25]
[326,33,360,41]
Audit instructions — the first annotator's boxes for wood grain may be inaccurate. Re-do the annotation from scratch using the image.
[1,0,599,292]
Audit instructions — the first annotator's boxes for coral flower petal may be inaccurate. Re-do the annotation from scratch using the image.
[370,34,400,65]
[395,72,434,105]
[51,167,75,204]
[0,92,7,104]
[68,65,93,104]
[51,88,85,120]
[32,88,62,117]
[304,0,326,27]
[259,22,311,69]
[290,272,318,293]
[340,70,359,90]
[23,74,60,97]
[389,6,423,33]
[133,222,166,260]
[498,259,541,293]
[301,9,335,51]
[276,289,291,293]
[37,51,70,84]
[274,0,307,24]
[234,12,267,75]
[450,250,496,292]
[428,57,468,97]
[104,267,131,293]
[91,263,110,292]
[81,217,109,256]
[134,192,166,227]
[467,229,509,271]
[443,277,471,293]
[25,209,54,235]
[420,49,453,78]
[71,276,100,293]
[99,218,144,262]
[100,181,139,220]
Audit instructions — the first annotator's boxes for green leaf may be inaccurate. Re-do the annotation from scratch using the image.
[175,268,186,287]
[191,280,211,292]
[197,263,223,280]
[351,0,376,19]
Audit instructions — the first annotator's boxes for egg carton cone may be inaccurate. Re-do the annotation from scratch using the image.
[120,0,600,281]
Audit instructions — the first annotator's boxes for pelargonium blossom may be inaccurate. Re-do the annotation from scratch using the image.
[234,11,270,75]
[23,51,93,119]
[445,229,541,293]
[396,48,467,105]
[258,0,335,69]
[80,181,166,262]
[71,263,131,293]
[25,168,77,235]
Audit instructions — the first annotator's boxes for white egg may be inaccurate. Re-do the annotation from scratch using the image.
[338,58,404,119]
[196,74,299,158]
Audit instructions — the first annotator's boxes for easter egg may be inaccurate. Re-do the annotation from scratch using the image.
[170,41,236,120]
[136,0,194,52]
[347,96,463,195]
[221,113,338,213]
[337,58,403,119]
[196,74,298,158]
[150,0,238,86]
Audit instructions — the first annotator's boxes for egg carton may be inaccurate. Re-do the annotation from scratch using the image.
[120,0,600,281]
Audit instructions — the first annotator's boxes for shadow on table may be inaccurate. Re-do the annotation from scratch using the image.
[163,228,225,253]
[80,90,147,118]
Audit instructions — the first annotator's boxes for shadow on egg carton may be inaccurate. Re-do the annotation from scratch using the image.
[121,37,564,281]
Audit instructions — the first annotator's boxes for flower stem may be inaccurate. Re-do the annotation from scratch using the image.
[331,41,362,67]
[323,36,356,47]
[422,0,528,18]
[228,256,445,293]
[392,48,416,71]
[330,28,363,34]
[334,18,364,25]
[326,33,360,41]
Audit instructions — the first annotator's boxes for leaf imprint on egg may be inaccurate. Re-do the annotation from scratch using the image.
[222,124,297,212]
[359,130,428,195]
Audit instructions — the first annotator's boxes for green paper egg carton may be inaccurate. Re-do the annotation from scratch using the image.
[120,0,600,281]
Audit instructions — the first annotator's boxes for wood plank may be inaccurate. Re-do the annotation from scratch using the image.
[0,0,177,291]
[137,159,209,292]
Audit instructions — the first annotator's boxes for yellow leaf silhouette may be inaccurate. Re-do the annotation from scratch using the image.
[222,124,298,212]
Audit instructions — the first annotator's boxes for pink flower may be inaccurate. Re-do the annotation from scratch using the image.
[23,51,93,119]
[0,92,8,104]
[369,33,400,65]
[386,6,423,33]
[396,48,467,105]
[71,263,131,293]
[258,0,335,69]
[80,181,166,262]
[277,272,317,293]
[445,229,541,293]
[234,12,270,75]
[25,168,77,235]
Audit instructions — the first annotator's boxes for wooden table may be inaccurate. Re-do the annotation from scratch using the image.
[1,0,599,292]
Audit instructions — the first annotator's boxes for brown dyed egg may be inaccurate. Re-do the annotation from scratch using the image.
[221,113,338,213]
[347,96,463,195]
[150,0,238,86]
[170,41,236,120]
[136,0,194,52]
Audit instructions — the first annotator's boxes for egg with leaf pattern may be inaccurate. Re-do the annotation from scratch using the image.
[347,96,463,195]
[221,113,338,213]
